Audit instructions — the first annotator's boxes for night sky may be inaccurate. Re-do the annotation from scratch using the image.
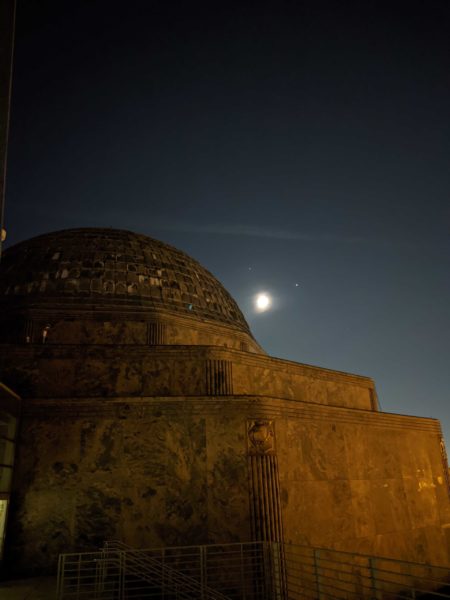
[5,2,450,439]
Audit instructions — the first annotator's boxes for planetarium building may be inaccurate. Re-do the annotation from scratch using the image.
[0,228,450,587]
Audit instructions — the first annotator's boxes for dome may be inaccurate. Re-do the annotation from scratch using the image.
[0,228,260,350]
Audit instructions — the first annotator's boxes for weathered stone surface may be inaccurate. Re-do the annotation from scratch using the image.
[1,228,449,576]
[5,394,450,572]
[8,410,214,569]
[0,230,264,355]
[0,345,375,410]
[277,412,450,565]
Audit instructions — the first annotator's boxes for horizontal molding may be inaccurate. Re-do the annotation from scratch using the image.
[19,395,441,434]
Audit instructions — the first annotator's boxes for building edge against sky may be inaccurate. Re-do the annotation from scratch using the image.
[0,228,449,574]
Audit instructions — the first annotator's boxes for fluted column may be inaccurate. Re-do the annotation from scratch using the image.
[206,360,233,395]
[247,420,283,542]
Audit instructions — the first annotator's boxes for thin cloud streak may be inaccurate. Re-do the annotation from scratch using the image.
[152,221,429,249]
[154,221,367,243]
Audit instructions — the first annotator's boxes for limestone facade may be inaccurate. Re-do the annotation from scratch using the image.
[0,229,449,574]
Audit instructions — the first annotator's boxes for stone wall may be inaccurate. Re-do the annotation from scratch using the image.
[7,398,252,572]
[275,403,450,566]
[0,345,375,410]
[0,310,263,354]
[6,393,450,573]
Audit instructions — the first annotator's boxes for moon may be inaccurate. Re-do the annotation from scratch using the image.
[255,292,271,312]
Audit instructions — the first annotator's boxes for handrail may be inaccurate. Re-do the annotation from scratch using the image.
[56,540,450,600]
[103,540,231,600]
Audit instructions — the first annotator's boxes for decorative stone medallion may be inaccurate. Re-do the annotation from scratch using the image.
[247,419,275,455]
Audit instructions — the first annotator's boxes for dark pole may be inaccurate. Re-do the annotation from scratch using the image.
[0,0,16,261]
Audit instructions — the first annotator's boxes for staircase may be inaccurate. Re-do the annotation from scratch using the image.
[101,540,230,599]
[56,541,450,599]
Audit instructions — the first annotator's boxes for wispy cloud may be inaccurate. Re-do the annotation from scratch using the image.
[151,220,445,251]
[153,221,369,244]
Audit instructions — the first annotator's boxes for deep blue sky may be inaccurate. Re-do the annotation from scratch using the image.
[5,1,450,439]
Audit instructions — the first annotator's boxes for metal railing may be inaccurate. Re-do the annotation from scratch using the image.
[283,545,450,599]
[56,540,450,600]
[56,540,278,599]
[102,540,232,599]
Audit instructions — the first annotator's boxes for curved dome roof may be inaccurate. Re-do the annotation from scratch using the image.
[0,228,251,334]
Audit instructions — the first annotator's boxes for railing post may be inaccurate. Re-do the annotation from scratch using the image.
[56,554,63,600]
[93,556,99,599]
[265,541,275,600]
[94,550,105,598]
[369,557,382,600]
[409,562,417,600]
[313,548,321,600]
[76,553,81,599]
[118,550,125,600]
[240,543,246,600]
[198,546,205,600]
[161,547,166,600]
[270,542,283,600]
[200,545,205,600]
[270,542,285,600]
